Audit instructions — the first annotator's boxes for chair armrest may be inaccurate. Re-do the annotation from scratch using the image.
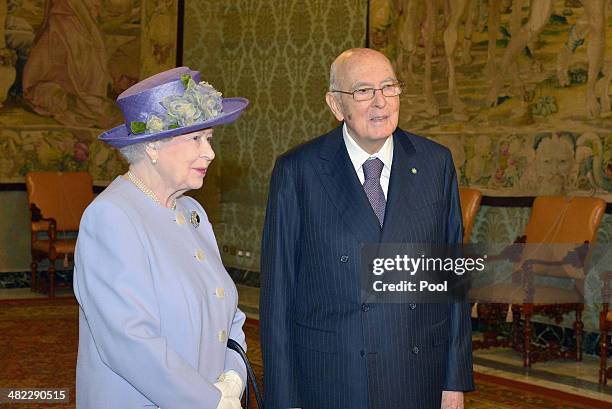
[30,203,57,242]
[521,242,590,274]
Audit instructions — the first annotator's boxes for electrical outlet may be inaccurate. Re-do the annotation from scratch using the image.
[245,250,251,258]
[237,250,244,257]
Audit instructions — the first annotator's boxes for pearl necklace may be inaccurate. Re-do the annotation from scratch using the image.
[126,171,177,210]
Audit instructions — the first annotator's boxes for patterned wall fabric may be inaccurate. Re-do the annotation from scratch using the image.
[0,0,178,184]
[366,0,612,332]
[0,0,178,270]
[0,192,30,272]
[180,1,611,331]
[183,0,368,270]
[369,0,612,201]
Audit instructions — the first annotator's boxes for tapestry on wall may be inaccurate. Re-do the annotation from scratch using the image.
[183,0,368,270]
[0,0,178,185]
[370,0,612,201]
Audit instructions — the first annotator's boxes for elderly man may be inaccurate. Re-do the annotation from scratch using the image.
[260,48,474,409]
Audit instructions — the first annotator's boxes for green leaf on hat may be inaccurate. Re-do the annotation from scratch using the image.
[130,121,146,134]
[168,122,180,129]
[180,74,191,89]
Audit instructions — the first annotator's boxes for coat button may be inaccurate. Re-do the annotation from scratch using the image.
[175,212,186,225]
[195,248,205,262]
[340,255,349,263]
[215,287,225,299]
[218,330,228,342]
[361,303,370,312]
[409,303,416,310]
[360,350,365,357]
[412,346,420,354]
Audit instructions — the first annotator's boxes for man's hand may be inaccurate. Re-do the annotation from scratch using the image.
[441,391,464,409]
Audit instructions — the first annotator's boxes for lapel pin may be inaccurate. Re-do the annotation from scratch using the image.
[190,211,200,228]
[411,167,417,174]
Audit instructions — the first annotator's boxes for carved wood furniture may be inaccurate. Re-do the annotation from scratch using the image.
[471,196,606,367]
[601,270,612,385]
[25,171,93,298]
[459,187,482,244]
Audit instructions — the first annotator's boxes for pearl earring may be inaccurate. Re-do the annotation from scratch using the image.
[151,158,157,165]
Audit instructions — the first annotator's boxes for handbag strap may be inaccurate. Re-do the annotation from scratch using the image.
[227,338,264,409]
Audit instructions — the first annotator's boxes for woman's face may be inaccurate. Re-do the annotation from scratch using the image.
[155,128,215,193]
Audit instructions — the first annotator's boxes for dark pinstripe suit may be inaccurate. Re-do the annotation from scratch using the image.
[260,126,474,409]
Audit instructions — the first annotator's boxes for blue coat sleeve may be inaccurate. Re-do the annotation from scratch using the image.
[259,156,302,408]
[224,303,247,383]
[443,153,476,392]
[74,200,223,408]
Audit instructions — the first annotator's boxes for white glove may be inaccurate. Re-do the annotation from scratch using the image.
[215,397,241,409]
[214,370,243,409]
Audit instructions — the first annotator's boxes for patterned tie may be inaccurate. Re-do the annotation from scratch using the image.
[362,158,386,226]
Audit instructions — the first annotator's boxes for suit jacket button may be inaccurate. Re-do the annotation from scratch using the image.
[360,350,366,357]
[340,255,349,263]
[412,346,420,354]
[361,303,370,312]
[409,303,416,310]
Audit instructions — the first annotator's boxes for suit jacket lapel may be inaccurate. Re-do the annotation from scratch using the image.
[381,129,420,243]
[316,126,382,244]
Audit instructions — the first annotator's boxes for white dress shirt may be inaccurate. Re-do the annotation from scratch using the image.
[342,123,393,199]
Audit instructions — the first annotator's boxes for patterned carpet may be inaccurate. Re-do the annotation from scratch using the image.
[0,298,609,409]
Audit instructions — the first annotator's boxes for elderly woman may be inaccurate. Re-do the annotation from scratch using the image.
[73,67,249,409]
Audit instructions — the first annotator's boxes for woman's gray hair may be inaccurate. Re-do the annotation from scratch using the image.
[118,136,172,165]
[118,141,149,165]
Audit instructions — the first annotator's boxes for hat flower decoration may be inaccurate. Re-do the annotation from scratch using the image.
[131,75,223,135]
[99,67,249,148]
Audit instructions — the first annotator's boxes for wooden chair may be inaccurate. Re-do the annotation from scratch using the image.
[25,172,94,298]
[471,196,606,367]
[459,187,482,243]
[601,270,612,385]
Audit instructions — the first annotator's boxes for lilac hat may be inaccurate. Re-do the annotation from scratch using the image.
[99,67,249,148]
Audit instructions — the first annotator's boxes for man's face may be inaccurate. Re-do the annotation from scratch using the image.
[326,51,400,154]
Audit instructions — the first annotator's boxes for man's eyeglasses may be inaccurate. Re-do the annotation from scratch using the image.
[331,82,403,102]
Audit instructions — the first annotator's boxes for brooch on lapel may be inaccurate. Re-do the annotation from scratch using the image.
[190,211,200,228]
[411,167,417,174]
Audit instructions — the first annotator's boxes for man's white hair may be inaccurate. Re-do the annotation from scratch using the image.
[329,61,338,91]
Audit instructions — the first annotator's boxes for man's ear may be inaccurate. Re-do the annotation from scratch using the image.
[325,92,345,122]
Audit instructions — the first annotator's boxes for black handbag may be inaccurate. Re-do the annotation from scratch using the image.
[227,338,264,409]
